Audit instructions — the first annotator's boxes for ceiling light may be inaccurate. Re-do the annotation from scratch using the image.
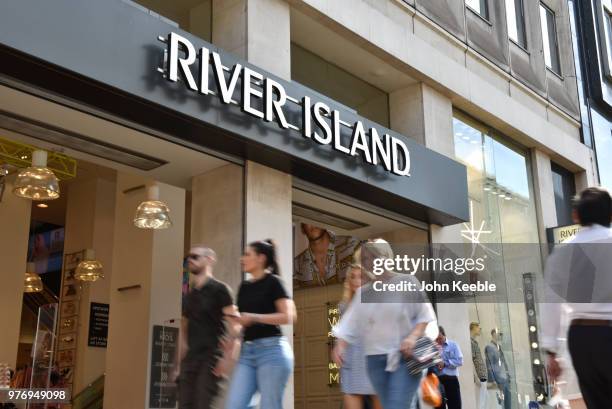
[75,249,104,282]
[134,185,172,229]
[13,150,60,200]
[505,195,512,201]
[498,193,506,199]
[490,190,498,195]
[530,326,537,332]
[483,184,491,191]
[24,262,43,293]
[470,139,479,144]
[36,203,48,208]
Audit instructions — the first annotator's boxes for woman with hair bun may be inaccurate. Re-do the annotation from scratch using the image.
[225,239,296,409]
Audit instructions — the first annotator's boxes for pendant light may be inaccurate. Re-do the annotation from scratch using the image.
[75,249,104,282]
[133,185,172,229]
[13,150,60,200]
[24,262,43,293]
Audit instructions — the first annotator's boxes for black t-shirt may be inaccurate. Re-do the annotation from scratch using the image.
[237,273,290,341]
[182,278,233,357]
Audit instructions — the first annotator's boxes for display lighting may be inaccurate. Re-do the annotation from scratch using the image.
[13,150,60,200]
[133,185,172,229]
[75,249,104,282]
[24,262,43,293]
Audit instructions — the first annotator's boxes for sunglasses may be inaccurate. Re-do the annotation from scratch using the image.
[186,254,203,261]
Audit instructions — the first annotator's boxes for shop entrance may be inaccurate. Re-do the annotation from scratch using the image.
[0,83,242,408]
[291,186,429,409]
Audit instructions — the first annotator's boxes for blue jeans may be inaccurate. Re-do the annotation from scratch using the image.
[225,336,293,409]
[366,354,422,409]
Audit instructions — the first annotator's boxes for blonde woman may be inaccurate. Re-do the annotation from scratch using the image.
[338,264,382,409]
[333,239,436,409]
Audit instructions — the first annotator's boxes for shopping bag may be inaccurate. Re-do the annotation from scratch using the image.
[421,373,442,407]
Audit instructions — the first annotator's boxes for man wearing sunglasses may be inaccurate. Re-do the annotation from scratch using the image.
[174,245,239,409]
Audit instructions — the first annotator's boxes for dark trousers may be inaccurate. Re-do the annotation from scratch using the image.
[179,354,221,409]
[568,325,612,409]
[436,375,461,409]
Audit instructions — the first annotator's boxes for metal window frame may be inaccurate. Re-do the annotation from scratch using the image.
[540,2,562,76]
[466,0,489,20]
[594,0,612,81]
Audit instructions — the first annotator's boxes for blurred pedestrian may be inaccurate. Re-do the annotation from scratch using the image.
[332,239,436,409]
[338,264,382,409]
[541,187,612,409]
[175,246,239,409]
[485,329,510,409]
[469,323,487,409]
[435,327,463,409]
[225,240,296,409]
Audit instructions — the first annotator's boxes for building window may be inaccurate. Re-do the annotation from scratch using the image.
[551,163,576,226]
[540,3,561,75]
[466,0,488,19]
[600,1,612,80]
[453,112,542,408]
[507,0,527,48]
[291,44,390,127]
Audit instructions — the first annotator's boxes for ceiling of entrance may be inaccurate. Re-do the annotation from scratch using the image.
[292,188,428,242]
[0,84,231,189]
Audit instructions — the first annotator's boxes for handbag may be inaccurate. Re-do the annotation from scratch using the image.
[421,373,443,407]
[406,336,442,375]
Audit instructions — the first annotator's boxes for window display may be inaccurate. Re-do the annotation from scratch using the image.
[453,113,543,408]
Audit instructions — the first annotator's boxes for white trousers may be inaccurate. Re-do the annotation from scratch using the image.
[478,381,488,409]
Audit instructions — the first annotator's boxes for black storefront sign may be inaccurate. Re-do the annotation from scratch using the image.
[0,0,469,225]
[87,302,109,348]
[149,325,178,408]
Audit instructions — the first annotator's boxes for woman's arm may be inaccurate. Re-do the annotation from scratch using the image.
[240,298,296,326]
[400,322,428,357]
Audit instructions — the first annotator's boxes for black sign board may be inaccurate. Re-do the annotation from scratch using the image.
[87,302,109,348]
[149,325,178,408]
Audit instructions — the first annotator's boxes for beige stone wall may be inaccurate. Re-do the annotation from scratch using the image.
[104,174,185,409]
[0,179,31,369]
[64,177,117,394]
[191,164,244,292]
[290,0,594,180]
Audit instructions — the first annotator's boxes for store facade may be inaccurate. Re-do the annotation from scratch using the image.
[0,0,599,408]
[0,1,467,408]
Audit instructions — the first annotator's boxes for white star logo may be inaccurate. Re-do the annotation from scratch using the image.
[461,200,491,244]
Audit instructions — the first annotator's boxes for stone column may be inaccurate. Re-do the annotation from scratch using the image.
[103,173,185,409]
[190,164,244,292]
[212,1,294,407]
[390,82,478,409]
[0,179,31,369]
[244,160,293,409]
[575,149,598,191]
[64,177,116,394]
[212,0,291,80]
[531,149,558,239]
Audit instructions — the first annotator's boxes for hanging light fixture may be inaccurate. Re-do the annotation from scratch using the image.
[75,249,104,282]
[24,262,43,293]
[133,184,172,229]
[13,150,60,200]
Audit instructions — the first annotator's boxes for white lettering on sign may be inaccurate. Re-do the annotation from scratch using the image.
[161,32,411,177]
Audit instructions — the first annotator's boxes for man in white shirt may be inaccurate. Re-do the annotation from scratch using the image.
[540,187,612,409]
